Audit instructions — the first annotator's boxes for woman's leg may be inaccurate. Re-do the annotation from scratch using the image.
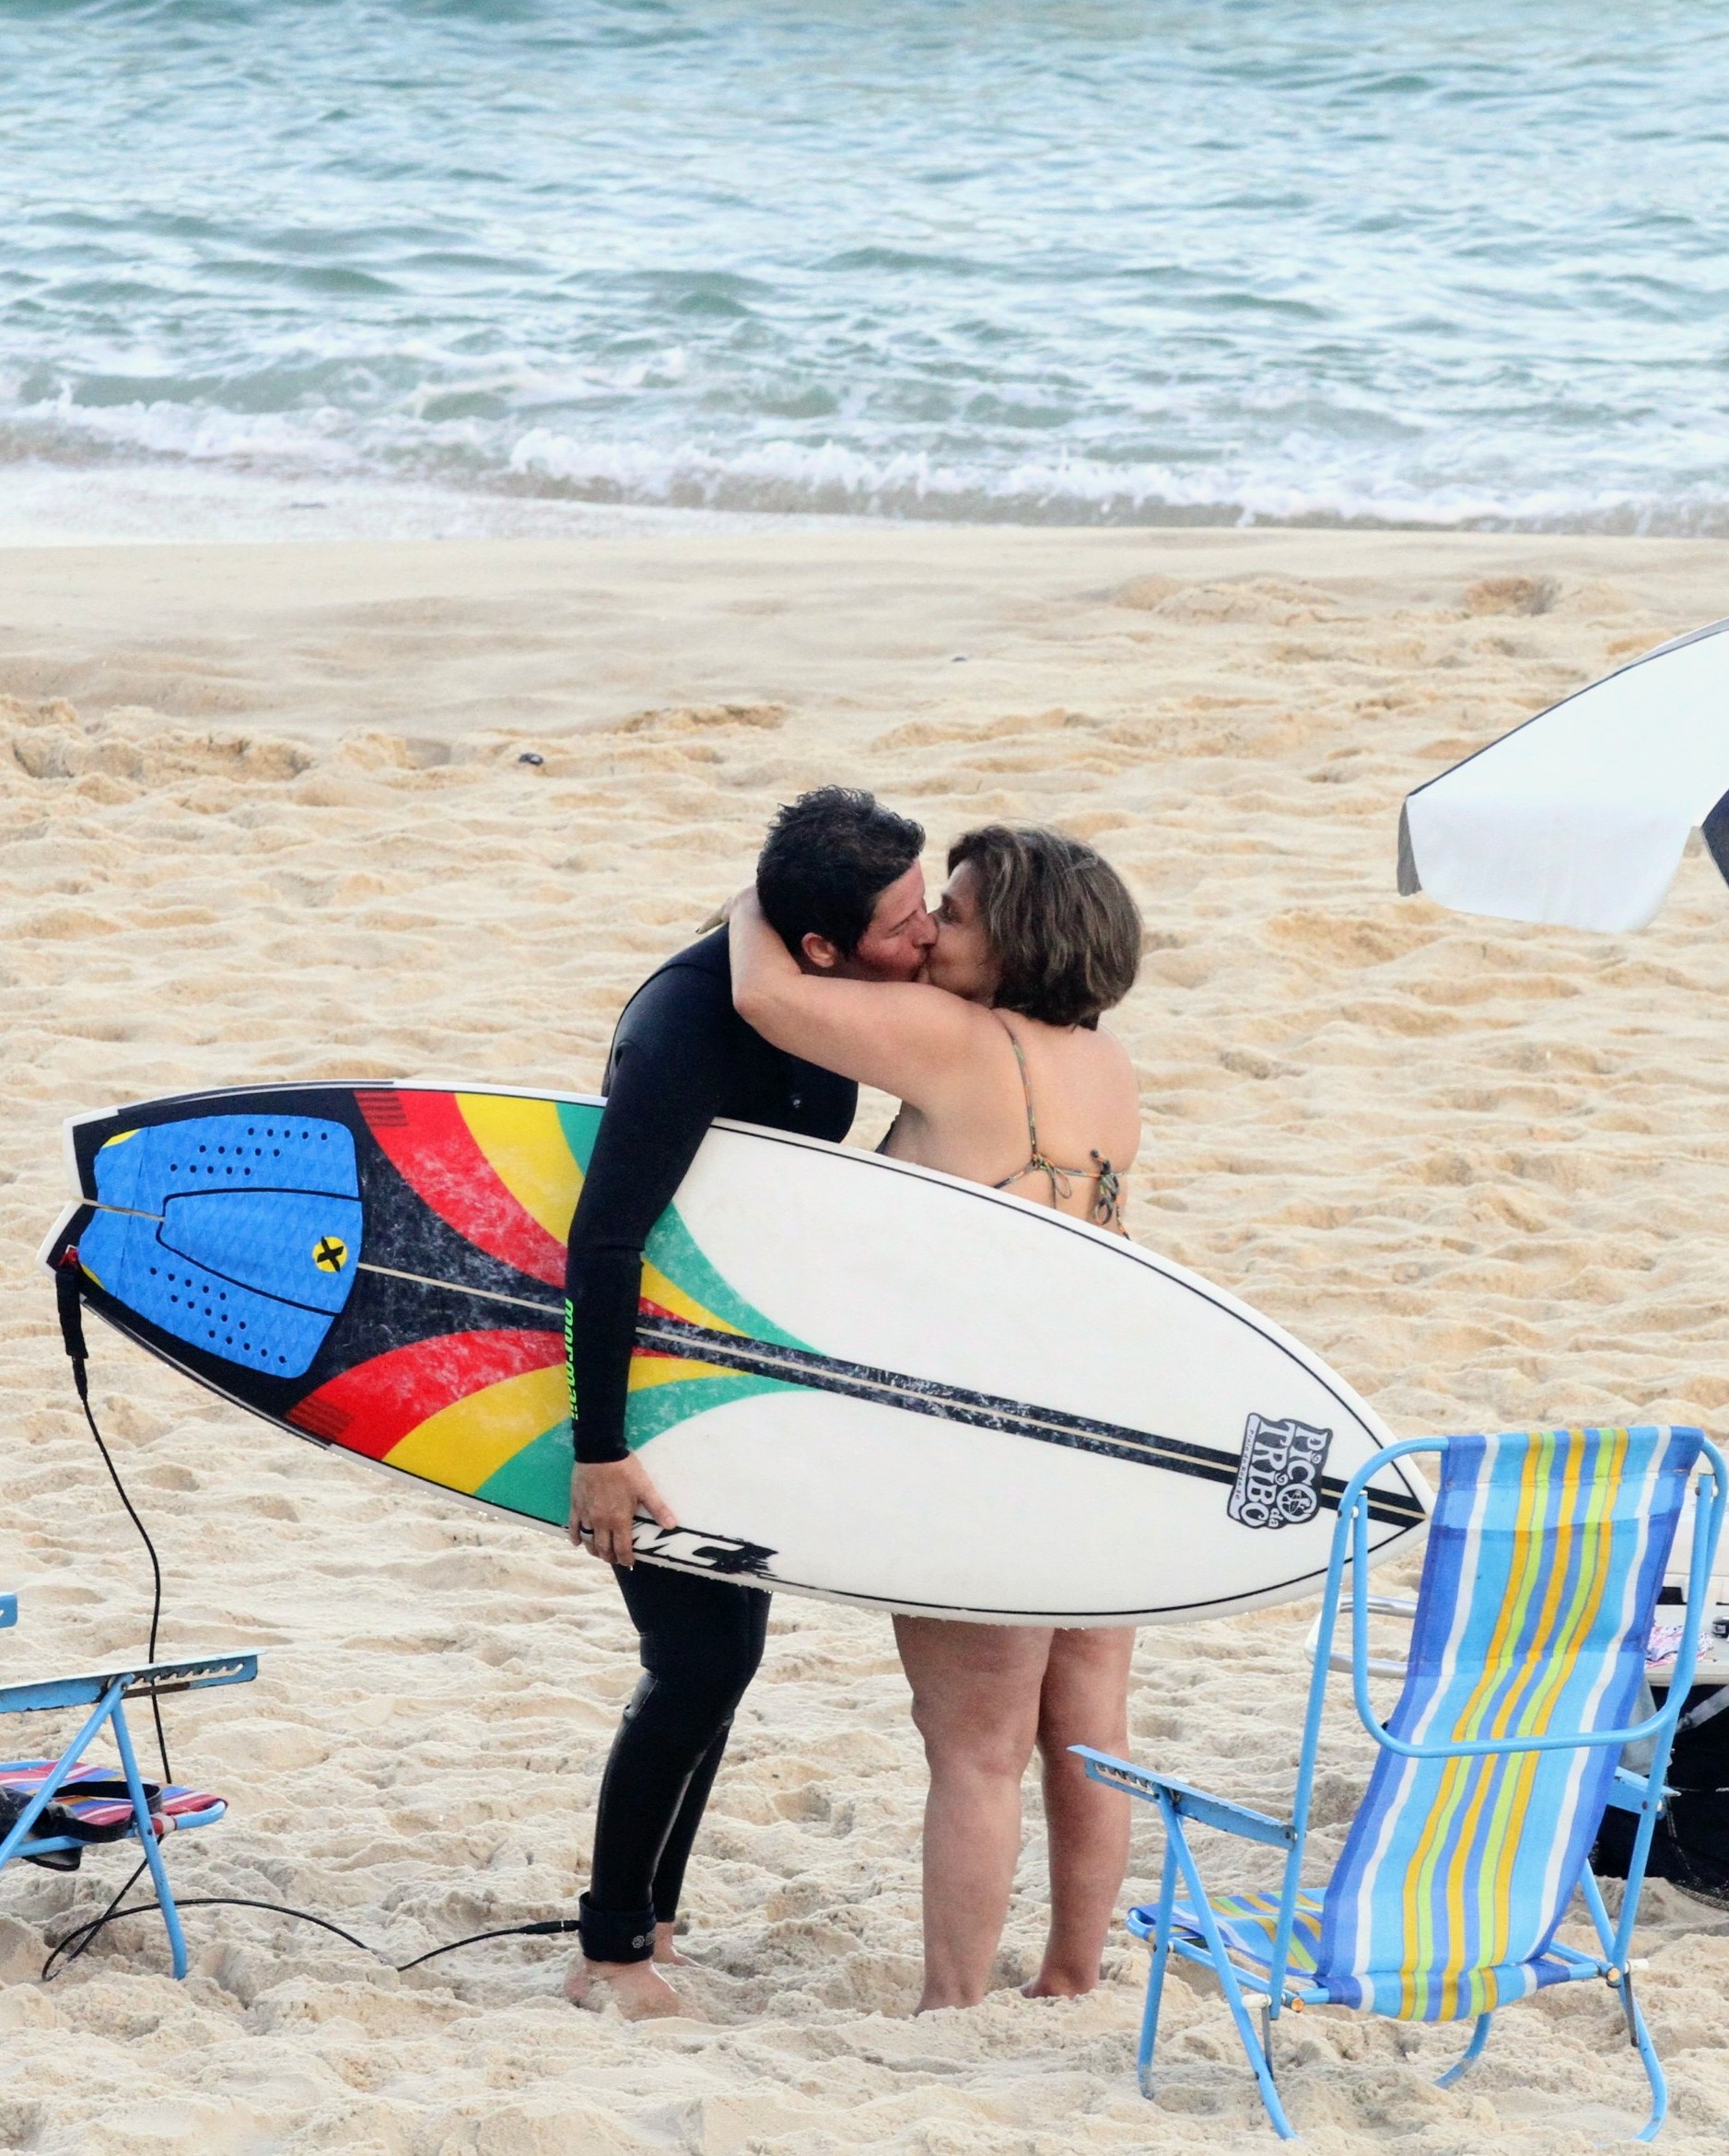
[569,1567,771,2016]
[1027,1625,1135,1998]
[894,1614,1051,2011]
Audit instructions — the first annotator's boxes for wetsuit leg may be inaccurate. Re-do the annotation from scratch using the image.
[649,1717,733,1929]
[578,1564,771,1964]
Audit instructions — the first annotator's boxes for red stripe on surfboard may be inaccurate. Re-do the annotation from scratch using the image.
[637,1295,740,1334]
[288,1330,563,1460]
[356,1090,567,1287]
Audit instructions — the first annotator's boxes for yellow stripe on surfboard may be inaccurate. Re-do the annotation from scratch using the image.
[455,1093,583,1245]
[629,1352,744,1392]
[449,1094,745,1339]
[639,1261,742,1334]
[384,1363,568,1494]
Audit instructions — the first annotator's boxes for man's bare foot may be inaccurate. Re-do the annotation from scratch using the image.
[654,1920,692,1967]
[565,1956,685,2019]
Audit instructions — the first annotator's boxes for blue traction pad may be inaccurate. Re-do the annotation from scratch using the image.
[77,1113,362,1380]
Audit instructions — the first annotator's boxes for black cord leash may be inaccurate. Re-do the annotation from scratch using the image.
[57,1252,171,1783]
[42,1855,151,1981]
[41,1887,580,1981]
[44,1251,587,1984]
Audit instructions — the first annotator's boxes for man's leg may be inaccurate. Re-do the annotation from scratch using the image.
[645,1574,771,1953]
[570,1565,771,2015]
[613,1715,731,1967]
[1027,1625,1134,1999]
[648,1716,732,1947]
[894,1615,1050,2011]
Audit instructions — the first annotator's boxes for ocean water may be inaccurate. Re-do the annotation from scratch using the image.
[2,0,1726,539]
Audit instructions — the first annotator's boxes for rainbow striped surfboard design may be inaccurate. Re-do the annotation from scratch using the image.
[45,1083,798,1535]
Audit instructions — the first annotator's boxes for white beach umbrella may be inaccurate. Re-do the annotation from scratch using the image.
[1397,617,1729,933]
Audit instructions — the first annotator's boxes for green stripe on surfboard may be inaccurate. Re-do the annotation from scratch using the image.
[626,1369,789,1451]
[556,1096,807,1348]
[474,1418,573,1526]
[642,1205,808,1353]
[478,1375,791,1525]
[556,1101,601,1178]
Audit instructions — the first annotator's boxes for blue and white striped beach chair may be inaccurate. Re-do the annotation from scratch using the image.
[1077,1425,1726,2141]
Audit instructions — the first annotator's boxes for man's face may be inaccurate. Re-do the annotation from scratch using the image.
[803,862,936,982]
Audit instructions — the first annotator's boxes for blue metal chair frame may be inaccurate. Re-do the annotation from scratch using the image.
[1076,1431,1728,2142]
[0,1602,258,1979]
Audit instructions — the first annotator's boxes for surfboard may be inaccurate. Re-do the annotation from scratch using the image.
[40,1083,1429,1624]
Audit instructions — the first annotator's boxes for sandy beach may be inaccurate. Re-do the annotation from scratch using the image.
[3,520,1729,2153]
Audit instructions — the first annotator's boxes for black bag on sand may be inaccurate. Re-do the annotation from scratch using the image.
[0,1777,161,1874]
[1592,1684,1729,1905]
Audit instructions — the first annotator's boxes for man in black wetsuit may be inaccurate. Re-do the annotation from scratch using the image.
[564,787,934,2016]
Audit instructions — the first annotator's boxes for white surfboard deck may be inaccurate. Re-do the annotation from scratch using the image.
[44,1078,1431,1626]
[625,1117,1430,1624]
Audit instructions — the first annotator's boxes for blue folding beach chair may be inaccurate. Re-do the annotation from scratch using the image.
[1077,1425,1726,2141]
[0,1592,257,1978]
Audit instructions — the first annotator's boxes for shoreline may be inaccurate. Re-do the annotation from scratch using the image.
[9,466,1729,554]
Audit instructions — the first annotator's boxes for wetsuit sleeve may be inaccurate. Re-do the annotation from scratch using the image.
[565,963,735,1464]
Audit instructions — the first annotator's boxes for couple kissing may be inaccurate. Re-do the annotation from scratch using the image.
[564,787,1143,2020]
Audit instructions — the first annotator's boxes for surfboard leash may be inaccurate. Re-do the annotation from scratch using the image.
[41,1877,582,1982]
[55,1251,172,1785]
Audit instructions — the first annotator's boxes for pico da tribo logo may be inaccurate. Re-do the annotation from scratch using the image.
[311,1235,349,1275]
[1228,1414,1333,1531]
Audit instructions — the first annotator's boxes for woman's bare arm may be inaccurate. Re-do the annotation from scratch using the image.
[730,888,981,1104]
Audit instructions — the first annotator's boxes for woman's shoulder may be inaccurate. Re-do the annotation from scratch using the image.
[1011,1010,1133,1067]
[1089,1024,1140,1114]
[1028,1015,1140,1121]
[1088,1020,1137,1078]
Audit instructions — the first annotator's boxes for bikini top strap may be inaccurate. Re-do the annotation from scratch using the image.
[993,1010,1042,1159]
[991,1011,1124,1227]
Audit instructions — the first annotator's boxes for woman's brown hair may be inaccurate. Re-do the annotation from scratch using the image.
[948,824,1141,1029]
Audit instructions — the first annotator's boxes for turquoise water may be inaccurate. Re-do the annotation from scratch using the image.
[3,0,1726,534]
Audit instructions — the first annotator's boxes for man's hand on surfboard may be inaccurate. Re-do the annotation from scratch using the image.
[570,1457,678,1567]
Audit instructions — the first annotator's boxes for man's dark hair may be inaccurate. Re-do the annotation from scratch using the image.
[949,824,1141,1029]
[756,787,926,956]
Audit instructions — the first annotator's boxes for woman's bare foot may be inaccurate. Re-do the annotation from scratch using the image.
[565,1955,685,2019]
[654,1920,692,1967]
[1021,1964,1100,1999]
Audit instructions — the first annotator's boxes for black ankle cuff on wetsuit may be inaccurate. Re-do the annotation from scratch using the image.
[578,1892,658,1964]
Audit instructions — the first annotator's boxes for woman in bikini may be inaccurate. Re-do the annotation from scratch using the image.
[727,823,1143,2011]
